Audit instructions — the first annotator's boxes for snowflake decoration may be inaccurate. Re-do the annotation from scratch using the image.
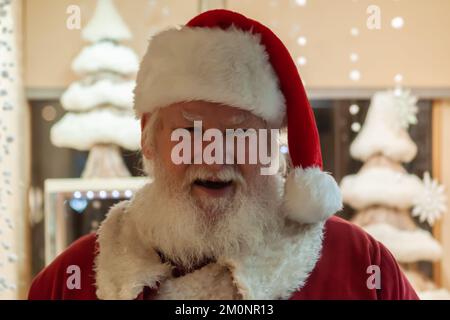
[412,172,447,226]
[392,90,418,129]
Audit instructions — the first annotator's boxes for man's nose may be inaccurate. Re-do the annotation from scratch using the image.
[195,130,230,163]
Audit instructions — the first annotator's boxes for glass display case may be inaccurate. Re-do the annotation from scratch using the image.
[44,177,149,265]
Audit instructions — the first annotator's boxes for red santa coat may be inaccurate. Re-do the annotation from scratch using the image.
[28,201,418,300]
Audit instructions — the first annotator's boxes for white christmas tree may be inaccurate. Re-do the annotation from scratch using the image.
[51,0,140,178]
[340,90,449,299]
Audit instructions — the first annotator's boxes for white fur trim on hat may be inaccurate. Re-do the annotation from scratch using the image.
[133,26,286,126]
[283,167,343,224]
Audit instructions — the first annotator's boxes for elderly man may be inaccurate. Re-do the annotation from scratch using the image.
[29,9,418,300]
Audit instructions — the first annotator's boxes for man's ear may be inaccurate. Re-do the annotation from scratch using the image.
[141,113,153,160]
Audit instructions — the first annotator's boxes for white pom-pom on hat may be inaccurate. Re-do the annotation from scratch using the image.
[284,167,343,224]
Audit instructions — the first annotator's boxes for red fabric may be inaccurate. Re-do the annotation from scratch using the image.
[28,216,418,300]
[28,232,98,300]
[291,217,419,300]
[187,9,322,169]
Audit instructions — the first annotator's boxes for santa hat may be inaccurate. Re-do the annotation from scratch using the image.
[134,9,342,224]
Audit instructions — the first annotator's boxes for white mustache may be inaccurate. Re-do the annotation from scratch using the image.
[183,166,246,189]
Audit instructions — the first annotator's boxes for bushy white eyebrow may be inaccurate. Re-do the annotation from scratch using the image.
[181,109,248,125]
[181,110,203,121]
[226,113,248,126]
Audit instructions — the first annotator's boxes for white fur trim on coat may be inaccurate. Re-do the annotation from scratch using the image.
[133,26,285,126]
[95,201,172,300]
[222,221,325,299]
[94,199,325,300]
[283,167,343,224]
[156,263,241,300]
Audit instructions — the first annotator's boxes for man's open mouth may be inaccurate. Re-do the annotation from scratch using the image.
[193,179,233,190]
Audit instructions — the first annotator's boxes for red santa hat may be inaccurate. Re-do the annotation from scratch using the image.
[134,9,342,223]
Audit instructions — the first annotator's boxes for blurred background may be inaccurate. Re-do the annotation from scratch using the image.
[1,0,450,299]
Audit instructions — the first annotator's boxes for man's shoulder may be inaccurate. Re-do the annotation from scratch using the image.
[65,232,97,255]
[28,233,98,300]
[316,216,382,287]
[324,215,367,234]
[49,232,98,269]
[321,215,392,268]
[292,215,418,299]
[323,215,379,251]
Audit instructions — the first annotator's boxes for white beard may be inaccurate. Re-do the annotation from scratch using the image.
[130,158,284,270]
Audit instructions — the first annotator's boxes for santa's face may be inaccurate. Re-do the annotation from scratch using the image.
[136,101,283,266]
[141,100,272,219]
